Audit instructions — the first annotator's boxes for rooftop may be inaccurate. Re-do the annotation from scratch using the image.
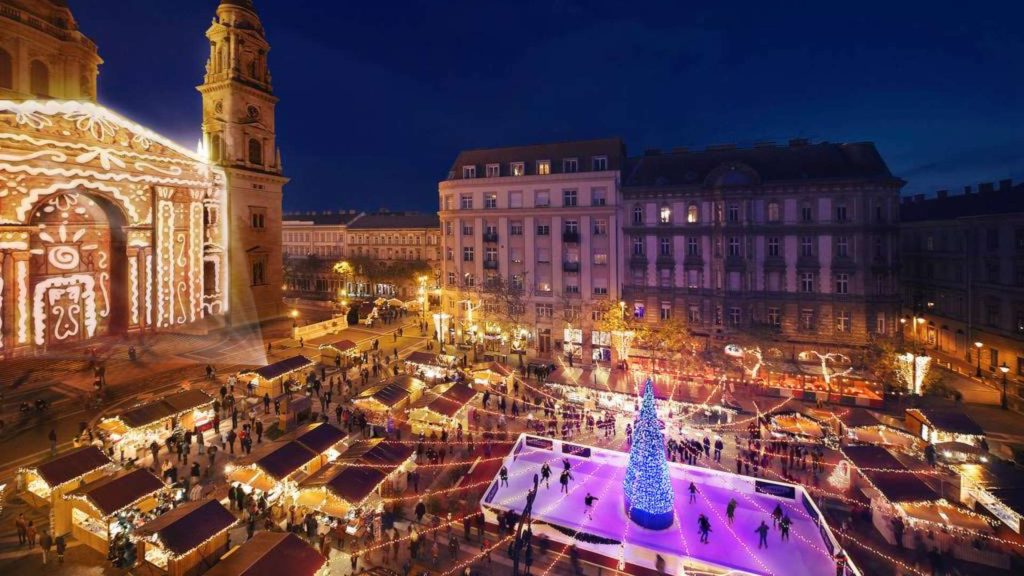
[136,499,236,555]
[900,180,1024,222]
[71,468,164,517]
[447,137,626,179]
[347,211,439,229]
[203,532,325,576]
[32,446,112,488]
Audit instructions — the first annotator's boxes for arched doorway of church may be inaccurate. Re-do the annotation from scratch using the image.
[28,191,129,347]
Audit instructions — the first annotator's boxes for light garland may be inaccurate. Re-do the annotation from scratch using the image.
[623,379,674,530]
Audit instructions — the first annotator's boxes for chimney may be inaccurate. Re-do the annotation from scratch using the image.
[999,179,1012,191]
[644,148,661,156]
[788,138,810,147]
[937,190,948,199]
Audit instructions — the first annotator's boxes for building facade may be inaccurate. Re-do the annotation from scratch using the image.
[621,140,904,353]
[0,0,284,354]
[899,180,1024,387]
[283,211,440,302]
[438,139,625,358]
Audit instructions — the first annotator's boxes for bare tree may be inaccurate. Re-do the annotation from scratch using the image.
[471,272,533,362]
[802,350,854,394]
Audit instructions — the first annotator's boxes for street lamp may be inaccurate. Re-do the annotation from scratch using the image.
[290,309,299,328]
[974,341,983,377]
[914,316,925,346]
[899,317,907,344]
[999,362,1010,410]
[619,300,626,320]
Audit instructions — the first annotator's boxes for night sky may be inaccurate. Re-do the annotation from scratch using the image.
[76,0,1024,213]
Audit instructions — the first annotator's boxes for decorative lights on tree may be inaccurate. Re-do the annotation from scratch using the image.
[803,351,854,387]
[895,352,931,395]
[623,378,675,530]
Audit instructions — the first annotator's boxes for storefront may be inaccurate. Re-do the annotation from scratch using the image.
[97,390,215,462]
[352,375,426,422]
[293,422,350,474]
[240,355,316,398]
[135,498,237,576]
[905,408,986,448]
[318,339,358,367]
[202,532,328,576]
[17,446,114,510]
[404,351,456,381]
[227,441,319,510]
[408,382,478,435]
[62,469,168,556]
[297,465,390,536]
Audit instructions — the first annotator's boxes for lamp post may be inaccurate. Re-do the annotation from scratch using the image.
[290,309,299,329]
[899,317,907,346]
[1000,362,1010,410]
[914,316,925,346]
[974,341,983,377]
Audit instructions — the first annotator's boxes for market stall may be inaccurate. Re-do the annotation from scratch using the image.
[62,468,168,555]
[766,411,825,440]
[135,498,237,576]
[335,439,415,498]
[472,362,513,392]
[203,532,327,576]
[404,351,455,380]
[97,390,215,462]
[240,355,316,398]
[959,459,1024,534]
[905,408,986,448]
[408,382,478,435]
[292,422,350,473]
[318,339,358,367]
[352,374,426,422]
[297,464,389,530]
[227,441,319,505]
[17,446,114,509]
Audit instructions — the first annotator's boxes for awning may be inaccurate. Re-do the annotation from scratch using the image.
[70,468,164,517]
[31,446,112,489]
[254,442,318,481]
[253,356,315,381]
[136,499,236,555]
[318,339,357,354]
[294,423,348,455]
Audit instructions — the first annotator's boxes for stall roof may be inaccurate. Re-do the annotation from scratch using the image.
[842,445,938,504]
[478,362,513,376]
[339,439,415,467]
[71,468,164,517]
[393,374,426,392]
[33,446,112,488]
[294,423,348,455]
[255,442,318,481]
[967,460,1024,518]
[319,339,357,353]
[909,408,985,436]
[254,356,314,381]
[406,351,438,366]
[422,383,478,417]
[137,499,236,555]
[162,389,214,414]
[120,401,176,429]
[203,532,325,576]
[355,382,408,407]
[324,465,388,505]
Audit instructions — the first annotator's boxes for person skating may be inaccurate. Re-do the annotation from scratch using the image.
[499,466,509,488]
[688,481,699,504]
[697,514,712,543]
[772,503,783,527]
[756,520,770,549]
[780,515,791,541]
[726,498,737,524]
[540,462,551,488]
[559,469,573,494]
[584,492,599,520]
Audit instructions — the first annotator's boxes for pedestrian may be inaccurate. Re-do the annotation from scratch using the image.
[255,419,264,443]
[263,392,271,414]
[15,513,27,546]
[227,429,237,453]
[559,469,572,494]
[39,529,52,564]
[772,503,783,527]
[415,499,427,523]
[448,534,459,559]
[756,520,770,549]
[26,520,37,548]
[540,462,551,488]
[48,428,57,456]
[55,533,66,564]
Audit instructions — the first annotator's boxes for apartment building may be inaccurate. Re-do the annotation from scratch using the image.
[439,139,625,358]
[620,140,903,352]
[900,180,1024,390]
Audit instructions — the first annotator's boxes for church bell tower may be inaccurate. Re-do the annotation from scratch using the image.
[198,0,286,325]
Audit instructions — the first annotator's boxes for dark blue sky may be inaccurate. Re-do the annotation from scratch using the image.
[77,0,1024,212]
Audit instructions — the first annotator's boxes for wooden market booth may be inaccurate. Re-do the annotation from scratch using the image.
[17,446,114,509]
[472,362,514,392]
[408,382,478,435]
[317,339,359,367]
[97,390,215,461]
[405,351,456,380]
[292,422,350,471]
[227,440,319,505]
[905,408,986,447]
[134,498,237,576]
[241,355,316,398]
[203,532,327,576]
[62,468,167,554]
[352,374,425,422]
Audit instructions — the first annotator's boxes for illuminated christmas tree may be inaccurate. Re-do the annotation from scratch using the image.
[623,378,675,530]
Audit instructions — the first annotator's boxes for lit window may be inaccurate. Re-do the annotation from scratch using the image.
[659,205,671,224]
[511,162,525,176]
[687,204,699,223]
[767,201,780,223]
[537,160,551,175]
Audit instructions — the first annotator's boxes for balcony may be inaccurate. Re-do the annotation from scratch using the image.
[683,254,704,268]
[483,232,499,243]
[630,254,648,268]
[562,261,581,273]
[797,255,821,269]
[483,260,499,270]
[562,231,581,243]
[655,255,675,269]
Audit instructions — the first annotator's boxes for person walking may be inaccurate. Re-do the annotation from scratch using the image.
[48,428,57,456]
[756,520,770,549]
[697,514,712,544]
[55,533,66,563]
[772,503,783,527]
[26,520,37,548]
[15,513,27,546]
[38,529,53,564]
[415,499,427,523]
[726,498,737,525]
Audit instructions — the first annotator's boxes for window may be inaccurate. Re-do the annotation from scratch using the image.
[767,307,781,326]
[462,165,476,178]
[659,237,671,256]
[800,202,813,223]
[510,221,524,236]
[536,224,550,236]
[563,158,578,173]
[511,274,524,291]
[483,193,497,209]
[767,201,780,223]
[464,273,476,287]
[687,204,699,223]
[767,237,780,257]
[727,204,739,223]
[592,156,608,171]
[565,283,580,295]
[248,138,263,165]
[485,164,500,178]
[800,309,814,331]
[508,191,523,208]
[688,305,701,323]
[485,247,497,262]
[250,256,267,286]
[460,194,473,209]
[836,310,851,333]
[633,205,644,225]
[510,247,523,263]
[835,203,848,222]
[987,229,999,251]
[511,162,525,176]
[876,313,887,335]
[593,277,608,295]
[249,207,266,230]
[537,248,550,263]
[463,247,474,262]
[835,273,849,294]
[592,188,607,206]
[660,303,672,321]
[535,190,550,207]
[800,236,814,257]
[632,237,645,256]
[593,219,608,235]
[564,220,579,235]
[729,307,741,326]
[462,224,473,236]
[728,237,741,257]
[633,303,645,319]
[0,49,11,89]
[800,272,815,293]
[687,237,699,256]
[563,190,577,207]
[986,302,1000,326]
[593,252,608,265]
[659,205,671,224]
[29,60,49,97]
[837,236,849,258]
[536,303,554,318]
[447,272,456,286]
[537,160,551,175]
[445,247,453,261]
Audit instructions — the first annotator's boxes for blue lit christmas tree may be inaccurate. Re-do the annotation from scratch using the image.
[623,378,675,530]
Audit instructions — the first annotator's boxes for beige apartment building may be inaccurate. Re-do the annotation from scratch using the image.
[438,139,625,360]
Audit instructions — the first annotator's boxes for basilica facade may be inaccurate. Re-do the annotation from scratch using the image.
[0,0,284,353]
